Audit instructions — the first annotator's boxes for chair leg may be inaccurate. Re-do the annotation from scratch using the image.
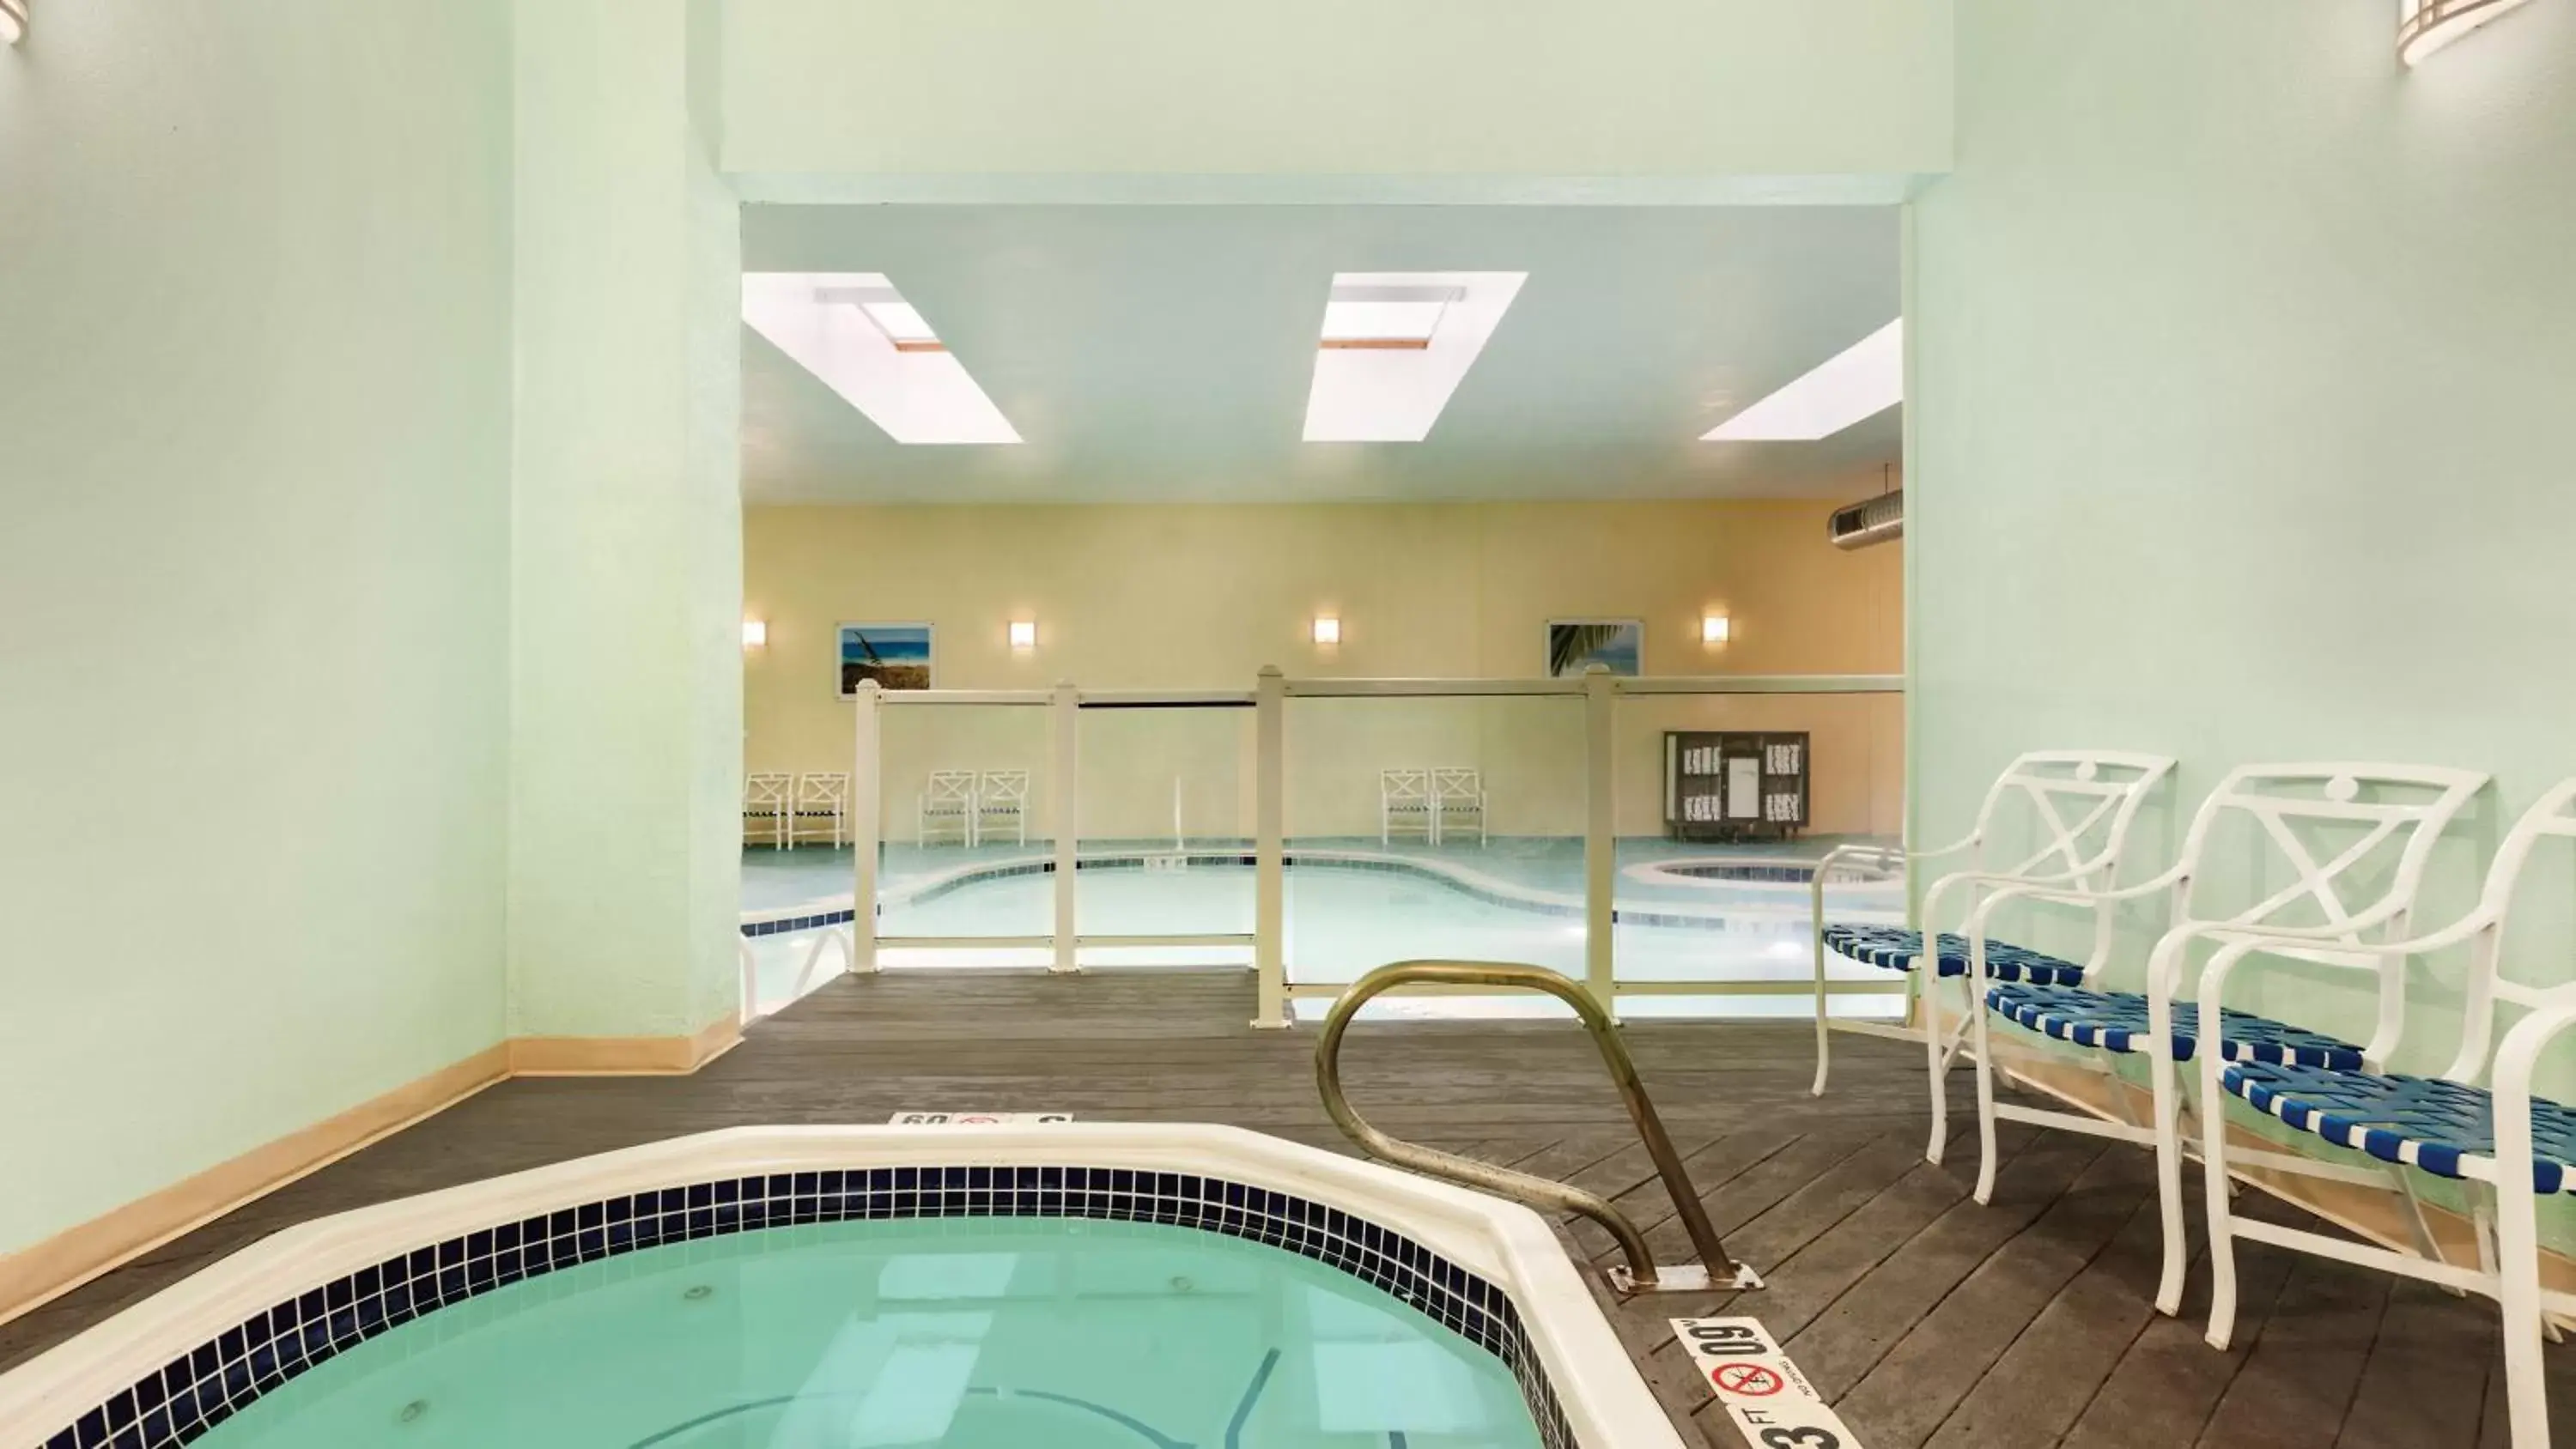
[1969,977,2000,1204]
[1809,933,1834,1100]
[2148,1044,2190,1317]
[1920,967,1950,1166]
[2200,1046,2241,1349]
[2498,1174,2553,1447]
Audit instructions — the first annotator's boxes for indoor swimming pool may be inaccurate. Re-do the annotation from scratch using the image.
[738,842,1906,1020]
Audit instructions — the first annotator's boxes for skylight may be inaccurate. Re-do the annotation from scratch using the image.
[1701,318,1903,442]
[741,273,1021,446]
[1319,285,1461,350]
[851,294,943,351]
[1303,272,1525,442]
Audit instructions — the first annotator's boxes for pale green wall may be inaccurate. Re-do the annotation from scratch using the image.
[0,2,513,1252]
[507,0,743,1039]
[719,0,1953,203]
[1913,3,2576,1056]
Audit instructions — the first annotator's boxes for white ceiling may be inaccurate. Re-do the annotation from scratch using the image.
[742,205,1900,505]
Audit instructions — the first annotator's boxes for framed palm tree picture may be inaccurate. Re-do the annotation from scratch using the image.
[838,622,934,694]
[1546,619,1643,677]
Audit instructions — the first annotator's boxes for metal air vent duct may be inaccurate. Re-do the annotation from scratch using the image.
[1827,488,1904,551]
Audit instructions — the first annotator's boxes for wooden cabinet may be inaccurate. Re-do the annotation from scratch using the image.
[1664,731,1809,842]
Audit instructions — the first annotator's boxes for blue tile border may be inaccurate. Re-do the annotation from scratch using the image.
[43,1167,1576,1449]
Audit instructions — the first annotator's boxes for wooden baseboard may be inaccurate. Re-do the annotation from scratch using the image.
[0,1016,742,1331]
[0,1043,512,1332]
[507,1013,740,1076]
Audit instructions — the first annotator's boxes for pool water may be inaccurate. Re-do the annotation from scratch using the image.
[196,1217,1543,1448]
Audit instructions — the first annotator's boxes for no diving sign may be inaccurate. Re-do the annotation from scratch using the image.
[889,1112,1072,1125]
[1672,1317,1863,1449]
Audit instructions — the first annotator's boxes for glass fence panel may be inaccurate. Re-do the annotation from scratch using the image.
[875,700,1053,961]
[1283,694,1588,1016]
[743,929,854,1018]
[1610,690,1908,1018]
[1075,701,1255,963]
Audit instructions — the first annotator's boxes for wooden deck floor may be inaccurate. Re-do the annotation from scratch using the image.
[6,969,2570,1446]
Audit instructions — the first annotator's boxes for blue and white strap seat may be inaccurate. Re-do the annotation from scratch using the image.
[1984,980,2366,1069]
[1820,924,2087,987]
[2222,1061,2576,1195]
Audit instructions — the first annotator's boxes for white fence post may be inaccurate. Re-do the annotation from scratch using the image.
[1051,680,1080,973]
[851,680,882,973]
[1583,664,1617,1014]
[1253,665,1287,1028]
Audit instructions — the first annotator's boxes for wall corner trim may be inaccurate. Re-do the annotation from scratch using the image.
[506,1014,742,1077]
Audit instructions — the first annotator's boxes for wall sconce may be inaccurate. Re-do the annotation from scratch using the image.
[741,619,768,650]
[2399,0,2537,64]
[1,0,27,46]
[1312,616,1342,646]
[1009,619,1037,650]
[1701,614,1732,645]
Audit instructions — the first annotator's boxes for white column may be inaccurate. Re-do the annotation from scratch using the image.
[1253,665,1287,1028]
[1583,664,1617,1013]
[850,681,881,973]
[1051,681,1080,973]
[506,0,741,1041]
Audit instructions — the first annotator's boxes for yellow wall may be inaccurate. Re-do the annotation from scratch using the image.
[744,498,1904,841]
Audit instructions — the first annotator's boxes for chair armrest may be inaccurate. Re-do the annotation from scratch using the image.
[1949,859,2190,912]
[2494,1000,2576,1105]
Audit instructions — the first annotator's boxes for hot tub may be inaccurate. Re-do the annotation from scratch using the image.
[0,1126,1684,1448]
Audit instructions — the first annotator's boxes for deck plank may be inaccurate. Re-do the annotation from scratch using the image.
[1838,1146,2158,1447]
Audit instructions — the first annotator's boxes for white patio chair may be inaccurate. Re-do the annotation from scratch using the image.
[743,772,793,851]
[977,769,1030,848]
[918,769,978,847]
[1959,761,2487,1319]
[1431,766,1487,848]
[792,772,850,849]
[1379,767,1433,847]
[2196,779,2576,1448]
[1809,751,2178,1168]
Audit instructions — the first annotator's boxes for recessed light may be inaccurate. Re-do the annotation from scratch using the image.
[1702,319,1903,442]
[1312,617,1342,646]
[742,620,768,650]
[1009,620,1037,650]
[1701,615,1731,645]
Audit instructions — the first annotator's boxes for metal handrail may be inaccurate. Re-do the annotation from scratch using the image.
[1315,960,1757,1293]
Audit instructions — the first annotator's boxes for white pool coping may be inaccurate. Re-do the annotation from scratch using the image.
[0,1125,1687,1449]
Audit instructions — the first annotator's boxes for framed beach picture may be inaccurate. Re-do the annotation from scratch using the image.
[1546,618,1643,678]
[838,622,934,694]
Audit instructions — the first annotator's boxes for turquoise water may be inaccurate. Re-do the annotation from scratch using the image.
[744,853,1906,1022]
[197,1218,1542,1448]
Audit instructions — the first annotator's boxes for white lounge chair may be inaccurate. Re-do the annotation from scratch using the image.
[1431,767,1487,847]
[743,772,793,851]
[792,772,850,849]
[918,769,977,847]
[2194,779,2576,1449]
[1379,767,1433,847]
[977,769,1030,847]
[1809,750,2177,1167]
